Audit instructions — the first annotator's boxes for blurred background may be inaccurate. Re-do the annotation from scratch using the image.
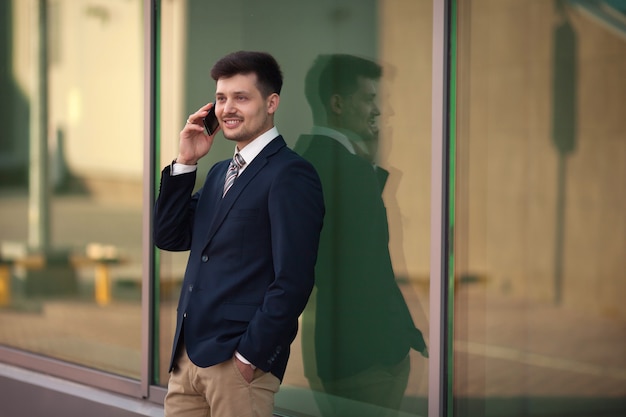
[0,1,624,416]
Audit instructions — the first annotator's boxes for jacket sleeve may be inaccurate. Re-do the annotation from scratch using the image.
[153,164,199,251]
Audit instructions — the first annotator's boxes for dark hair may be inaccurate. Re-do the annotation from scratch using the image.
[211,51,283,97]
[304,54,382,115]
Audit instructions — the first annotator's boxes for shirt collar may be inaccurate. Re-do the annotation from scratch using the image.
[232,126,279,173]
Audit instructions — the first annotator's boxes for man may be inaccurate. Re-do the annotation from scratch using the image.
[295,54,427,415]
[154,51,324,417]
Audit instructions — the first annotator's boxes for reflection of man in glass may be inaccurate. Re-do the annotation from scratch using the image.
[295,54,428,415]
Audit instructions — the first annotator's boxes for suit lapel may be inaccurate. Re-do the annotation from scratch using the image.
[204,136,286,245]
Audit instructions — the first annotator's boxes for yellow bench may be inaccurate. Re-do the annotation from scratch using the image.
[0,243,123,307]
[0,254,45,307]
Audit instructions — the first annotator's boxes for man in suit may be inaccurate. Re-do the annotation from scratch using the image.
[295,54,427,416]
[154,51,324,417]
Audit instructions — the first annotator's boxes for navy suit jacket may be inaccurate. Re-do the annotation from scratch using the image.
[154,136,324,381]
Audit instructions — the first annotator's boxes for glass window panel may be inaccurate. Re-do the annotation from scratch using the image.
[0,0,144,379]
[454,1,626,416]
[157,1,432,415]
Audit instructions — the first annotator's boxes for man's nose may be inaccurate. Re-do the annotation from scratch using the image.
[223,99,236,114]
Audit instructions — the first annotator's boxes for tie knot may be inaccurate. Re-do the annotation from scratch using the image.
[223,153,245,197]
[233,153,245,168]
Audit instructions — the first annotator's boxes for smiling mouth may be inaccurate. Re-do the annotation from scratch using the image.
[223,119,242,127]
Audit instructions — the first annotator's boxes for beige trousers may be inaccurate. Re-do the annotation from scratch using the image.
[164,346,280,417]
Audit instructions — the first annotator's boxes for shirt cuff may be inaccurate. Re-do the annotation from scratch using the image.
[235,351,256,369]
[171,159,197,176]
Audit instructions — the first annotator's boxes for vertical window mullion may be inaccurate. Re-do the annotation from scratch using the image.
[429,0,452,416]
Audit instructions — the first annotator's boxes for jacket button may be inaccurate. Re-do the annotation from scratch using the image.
[189,285,193,292]
[201,254,208,262]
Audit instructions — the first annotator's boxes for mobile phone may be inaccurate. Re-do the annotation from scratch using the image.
[202,103,219,135]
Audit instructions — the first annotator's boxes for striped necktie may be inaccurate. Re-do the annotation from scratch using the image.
[222,153,245,197]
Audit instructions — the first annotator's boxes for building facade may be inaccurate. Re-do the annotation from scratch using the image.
[0,1,624,416]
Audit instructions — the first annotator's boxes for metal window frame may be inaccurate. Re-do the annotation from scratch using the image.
[429,0,453,417]
[142,0,158,401]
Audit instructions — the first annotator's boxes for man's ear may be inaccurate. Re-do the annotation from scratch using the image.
[330,94,343,115]
[267,93,280,115]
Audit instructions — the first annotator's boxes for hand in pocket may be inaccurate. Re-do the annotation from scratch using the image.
[234,356,255,383]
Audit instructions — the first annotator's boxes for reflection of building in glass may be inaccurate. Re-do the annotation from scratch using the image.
[0,0,144,381]
[1,0,144,194]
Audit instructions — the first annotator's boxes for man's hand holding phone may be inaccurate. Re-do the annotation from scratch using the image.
[202,103,219,136]
[177,102,220,165]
